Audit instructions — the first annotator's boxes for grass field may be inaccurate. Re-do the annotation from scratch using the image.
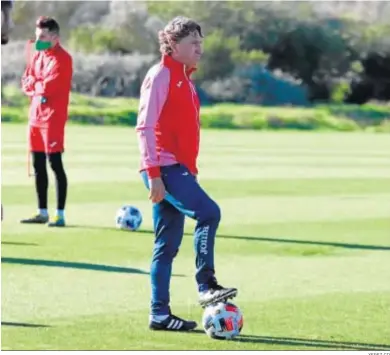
[1,123,390,350]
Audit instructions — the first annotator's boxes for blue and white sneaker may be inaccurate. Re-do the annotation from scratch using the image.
[149,314,197,332]
[48,216,66,227]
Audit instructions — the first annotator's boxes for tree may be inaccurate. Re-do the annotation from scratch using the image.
[195,30,240,82]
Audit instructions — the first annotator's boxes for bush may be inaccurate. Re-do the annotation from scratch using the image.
[194,30,240,82]
[371,120,390,133]
[68,26,120,54]
[0,102,378,132]
[7,1,390,105]
[331,81,352,104]
[319,103,390,126]
[201,65,310,106]
[1,41,155,97]
[70,51,155,96]
[3,85,388,132]
[200,77,251,103]
[200,105,360,131]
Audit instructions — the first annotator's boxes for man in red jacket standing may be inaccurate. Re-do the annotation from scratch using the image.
[20,16,72,227]
[136,16,238,332]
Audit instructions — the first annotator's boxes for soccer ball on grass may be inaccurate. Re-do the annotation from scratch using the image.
[202,302,243,340]
[115,205,142,231]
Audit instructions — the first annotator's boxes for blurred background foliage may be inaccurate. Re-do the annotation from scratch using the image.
[2,0,390,107]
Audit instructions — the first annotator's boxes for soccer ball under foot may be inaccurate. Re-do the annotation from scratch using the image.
[115,205,142,231]
[202,302,243,340]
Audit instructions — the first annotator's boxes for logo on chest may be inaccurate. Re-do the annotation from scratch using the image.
[175,80,196,94]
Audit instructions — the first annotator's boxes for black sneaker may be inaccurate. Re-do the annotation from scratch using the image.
[149,314,197,332]
[20,214,49,224]
[199,283,238,308]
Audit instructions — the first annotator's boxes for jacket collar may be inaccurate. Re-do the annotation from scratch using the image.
[162,54,197,77]
[43,42,60,56]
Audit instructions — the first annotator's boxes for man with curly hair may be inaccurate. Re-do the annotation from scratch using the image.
[136,16,238,332]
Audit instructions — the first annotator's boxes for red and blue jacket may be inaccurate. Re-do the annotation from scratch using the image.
[136,54,201,179]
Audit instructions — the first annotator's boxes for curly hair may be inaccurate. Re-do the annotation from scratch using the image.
[158,16,203,55]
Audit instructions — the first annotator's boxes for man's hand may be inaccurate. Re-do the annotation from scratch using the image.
[22,75,35,91]
[149,177,166,203]
[22,75,35,85]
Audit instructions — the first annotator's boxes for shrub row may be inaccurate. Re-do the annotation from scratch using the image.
[2,90,389,132]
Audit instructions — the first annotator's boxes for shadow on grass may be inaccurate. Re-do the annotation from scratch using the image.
[66,225,126,232]
[233,334,390,350]
[1,322,50,328]
[63,225,390,251]
[216,235,390,251]
[1,241,39,246]
[188,330,389,350]
[1,257,185,277]
[66,225,151,234]
[133,229,390,251]
[1,257,149,274]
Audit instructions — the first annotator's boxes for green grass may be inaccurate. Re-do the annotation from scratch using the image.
[1,85,390,131]
[2,124,390,350]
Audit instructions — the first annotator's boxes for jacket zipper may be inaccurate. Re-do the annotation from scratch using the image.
[184,67,200,133]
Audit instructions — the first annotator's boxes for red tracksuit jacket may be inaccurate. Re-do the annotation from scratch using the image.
[136,54,200,179]
[21,43,73,128]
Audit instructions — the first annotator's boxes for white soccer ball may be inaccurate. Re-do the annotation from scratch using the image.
[115,205,142,231]
[202,302,243,340]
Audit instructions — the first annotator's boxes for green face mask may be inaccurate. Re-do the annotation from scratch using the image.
[35,40,52,51]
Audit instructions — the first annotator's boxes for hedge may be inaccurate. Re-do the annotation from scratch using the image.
[1,87,389,132]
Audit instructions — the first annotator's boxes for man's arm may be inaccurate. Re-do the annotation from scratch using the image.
[21,53,37,97]
[135,66,170,179]
[34,55,72,98]
[21,67,36,97]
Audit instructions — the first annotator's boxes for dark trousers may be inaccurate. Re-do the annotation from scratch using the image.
[32,152,67,211]
[141,164,221,315]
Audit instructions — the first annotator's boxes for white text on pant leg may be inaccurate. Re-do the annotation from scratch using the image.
[199,226,210,255]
